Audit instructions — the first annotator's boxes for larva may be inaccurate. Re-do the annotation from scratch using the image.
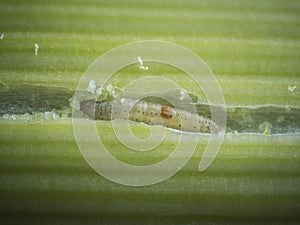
[80,98,220,133]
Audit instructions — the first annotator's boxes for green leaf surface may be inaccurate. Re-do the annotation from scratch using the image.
[0,0,300,224]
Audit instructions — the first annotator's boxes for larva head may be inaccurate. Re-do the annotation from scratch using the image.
[80,99,96,119]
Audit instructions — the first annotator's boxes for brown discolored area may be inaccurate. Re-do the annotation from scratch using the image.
[160,106,173,119]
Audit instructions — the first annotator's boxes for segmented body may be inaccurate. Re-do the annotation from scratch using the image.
[80,98,219,133]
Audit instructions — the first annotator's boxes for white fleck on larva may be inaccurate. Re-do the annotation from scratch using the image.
[120,97,126,104]
[0,33,4,40]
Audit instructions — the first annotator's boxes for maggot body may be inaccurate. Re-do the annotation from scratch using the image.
[80,98,219,133]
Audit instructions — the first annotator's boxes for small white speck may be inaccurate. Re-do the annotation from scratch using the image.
[0,33,4,40]
[137,56,149,70]
[179,90,186,101]
[87,80,96,93]
[288,85,296,93]
[137,56,143,65]
[96,87,102,96]
[51,111,59,120]
[138,65,148,71]
[106,83,112,92]
[120,97,126,104]
[106,84,116,95]
[34,43,39,56]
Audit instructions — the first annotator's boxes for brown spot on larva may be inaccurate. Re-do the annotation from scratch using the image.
[161,106,173,119]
